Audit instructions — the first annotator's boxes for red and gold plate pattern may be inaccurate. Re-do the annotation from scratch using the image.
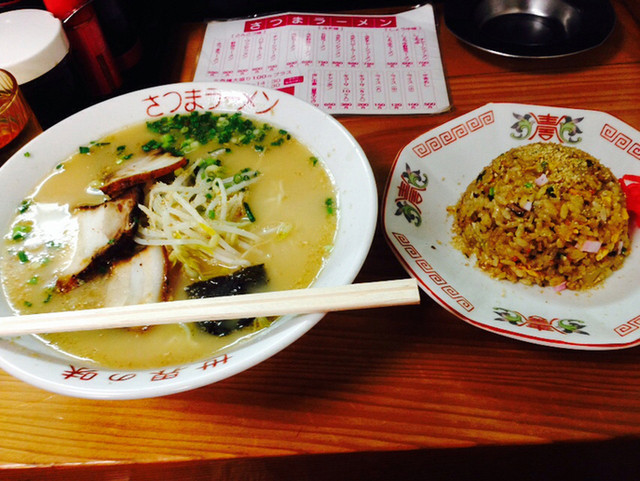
[383,103,640,350]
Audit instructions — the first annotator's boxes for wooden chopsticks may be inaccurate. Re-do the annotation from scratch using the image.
[0,279,420,337]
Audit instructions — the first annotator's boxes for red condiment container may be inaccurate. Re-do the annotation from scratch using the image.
[0,9,84,128]
[44,0,122,97]
[0,69,41,164]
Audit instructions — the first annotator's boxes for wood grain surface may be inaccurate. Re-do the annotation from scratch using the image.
[1,1,640,480]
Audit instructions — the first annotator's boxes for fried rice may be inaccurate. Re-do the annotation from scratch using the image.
[449,142,631,290]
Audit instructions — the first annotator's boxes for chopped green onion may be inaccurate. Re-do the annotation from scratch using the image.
[18,200,31,213]
[142,139,161,152]
[17,250,29,263]
[325,198,335,215]
[145,112,272,152]
[243,202,256,222]
[79,146,90,154]
[12,224,31,241]
[276,223,292,239]
[161,134,175,149]
[198,158,221,170]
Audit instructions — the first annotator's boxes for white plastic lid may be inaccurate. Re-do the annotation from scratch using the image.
[0,9,70,84]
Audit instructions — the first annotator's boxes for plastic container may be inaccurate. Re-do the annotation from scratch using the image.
[44,0,122,98]
[0,9,84,128]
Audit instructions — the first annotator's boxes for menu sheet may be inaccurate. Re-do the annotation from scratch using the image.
[193,5,450,115]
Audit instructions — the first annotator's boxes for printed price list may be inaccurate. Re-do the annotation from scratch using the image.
[194,5,450,115]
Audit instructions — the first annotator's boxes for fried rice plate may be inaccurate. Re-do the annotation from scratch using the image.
[449,142,631,290]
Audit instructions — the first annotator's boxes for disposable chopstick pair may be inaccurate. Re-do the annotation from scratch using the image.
[0,278,420,337]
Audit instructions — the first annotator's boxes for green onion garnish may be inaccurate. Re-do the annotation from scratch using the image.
[243,202,256,222]
[18,200,31,213]
[12,224,31,241]
[325,198,335,215]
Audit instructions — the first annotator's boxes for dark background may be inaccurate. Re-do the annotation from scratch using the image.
[1,0,430,117]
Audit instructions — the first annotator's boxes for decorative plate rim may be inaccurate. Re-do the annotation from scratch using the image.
[383,102,640,350]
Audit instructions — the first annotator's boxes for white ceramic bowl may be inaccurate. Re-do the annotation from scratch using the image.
[0,82,377,399]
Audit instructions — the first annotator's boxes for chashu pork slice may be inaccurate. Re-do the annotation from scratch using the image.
[101,150,187,198]
[56,189,141,292]
[104,246,169,307]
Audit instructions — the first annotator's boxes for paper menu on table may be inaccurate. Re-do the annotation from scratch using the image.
[193,5,450,115]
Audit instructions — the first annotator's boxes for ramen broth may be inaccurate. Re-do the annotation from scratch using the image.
[1,114,337,369]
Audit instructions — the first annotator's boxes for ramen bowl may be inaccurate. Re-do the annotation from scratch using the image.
[0,82,377,399]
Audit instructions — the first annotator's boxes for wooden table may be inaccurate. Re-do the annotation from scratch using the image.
[2,1,640,479]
